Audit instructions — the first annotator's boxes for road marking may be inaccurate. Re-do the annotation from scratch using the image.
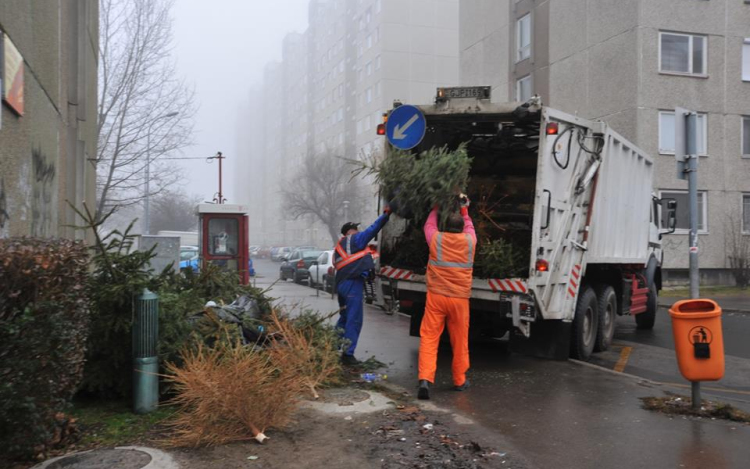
[613,346,633,373]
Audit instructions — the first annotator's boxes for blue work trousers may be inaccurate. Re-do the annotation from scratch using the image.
[336,278,364,356]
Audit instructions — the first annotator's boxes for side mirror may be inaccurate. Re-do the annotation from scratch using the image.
[667,199,677,234]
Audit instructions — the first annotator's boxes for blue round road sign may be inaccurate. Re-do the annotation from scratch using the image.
[386,105,426,151]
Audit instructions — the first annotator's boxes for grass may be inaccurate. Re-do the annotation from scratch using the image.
[70,399,175,448]
[660,285,749,298]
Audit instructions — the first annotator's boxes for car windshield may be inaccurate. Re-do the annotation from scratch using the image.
[180,251,196,261]
[302,250,323,260]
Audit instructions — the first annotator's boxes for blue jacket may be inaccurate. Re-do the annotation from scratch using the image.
[334,213,389,283]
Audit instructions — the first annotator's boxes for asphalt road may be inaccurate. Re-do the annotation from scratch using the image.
[252,259,750,469]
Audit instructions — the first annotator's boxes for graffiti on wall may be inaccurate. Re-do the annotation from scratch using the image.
[31,147,56,237]
[0,178,9,238]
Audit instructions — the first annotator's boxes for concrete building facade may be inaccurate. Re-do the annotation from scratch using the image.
[0,1,98,241]
[235,0,460,248]
[460,0,750,285]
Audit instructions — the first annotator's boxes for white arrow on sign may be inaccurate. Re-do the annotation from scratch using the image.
[393,114,420,140]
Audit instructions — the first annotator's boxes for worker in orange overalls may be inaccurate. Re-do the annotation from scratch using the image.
[418,194,476,400]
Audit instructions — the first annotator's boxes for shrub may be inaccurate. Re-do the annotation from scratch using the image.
[0,238,90,458]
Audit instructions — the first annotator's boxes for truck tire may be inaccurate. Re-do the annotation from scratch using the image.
[570,286,598,361]
[636,283,657,330]
[594,285,617,352]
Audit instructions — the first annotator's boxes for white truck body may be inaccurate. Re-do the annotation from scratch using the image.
[376,94,670,359]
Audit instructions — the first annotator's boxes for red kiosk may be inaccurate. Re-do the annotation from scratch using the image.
[197,203,250,285]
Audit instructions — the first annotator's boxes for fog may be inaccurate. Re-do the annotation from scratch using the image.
[171,0,310,203]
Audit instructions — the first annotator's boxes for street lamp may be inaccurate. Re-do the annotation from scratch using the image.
[144,111,179,235]
[343,200,350,222]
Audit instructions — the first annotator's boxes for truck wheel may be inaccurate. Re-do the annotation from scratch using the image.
[594,285,617,352]
[570,286,598,360]
[635,284,657,330]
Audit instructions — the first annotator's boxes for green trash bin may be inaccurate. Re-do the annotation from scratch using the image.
[133,288,159,414]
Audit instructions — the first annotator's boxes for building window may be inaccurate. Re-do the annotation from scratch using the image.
[366,88,372,103]
[516,75,532,102]
[659,32,707,75]
[365,115,371,131]
[375,55,381,70]
[743,116,750,157]
[375,0,381,14]
[367,34,373,49]
[366,61,372,76]
[658,111,708,155]
[743,194,750,234]
[660,190,707,233]
[516,14,531,62]
[743,39,750,81]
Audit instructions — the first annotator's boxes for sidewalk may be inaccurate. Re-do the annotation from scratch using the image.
[659,295,749,313]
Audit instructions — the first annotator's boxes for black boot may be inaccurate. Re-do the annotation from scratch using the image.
[453,379,471,392]
[417,380,430,400]
[341,354,359,366]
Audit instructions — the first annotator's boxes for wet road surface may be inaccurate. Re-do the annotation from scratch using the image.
[252,260,750,468]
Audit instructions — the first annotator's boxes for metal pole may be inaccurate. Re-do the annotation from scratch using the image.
[218,152,224,204]
[686,112,701,410]
[686,112,699,300]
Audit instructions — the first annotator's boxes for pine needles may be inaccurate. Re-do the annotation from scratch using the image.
[163,309,343,447]
[351,144,472,226]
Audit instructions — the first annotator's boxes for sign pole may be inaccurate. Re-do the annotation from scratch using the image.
[682,111,701,409]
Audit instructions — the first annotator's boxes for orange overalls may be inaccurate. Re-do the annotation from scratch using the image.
[418,211,476,387]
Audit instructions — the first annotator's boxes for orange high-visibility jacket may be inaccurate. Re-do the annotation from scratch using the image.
[426,232,475,298]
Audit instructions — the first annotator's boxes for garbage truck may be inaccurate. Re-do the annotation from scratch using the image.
[374,89,677,360]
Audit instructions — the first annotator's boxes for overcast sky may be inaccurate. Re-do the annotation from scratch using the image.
[171,0,310,203]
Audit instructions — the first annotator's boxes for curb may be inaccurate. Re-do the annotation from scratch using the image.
[31,446,179,469]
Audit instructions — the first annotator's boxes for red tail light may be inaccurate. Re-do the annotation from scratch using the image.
[297,260,305,268]
[377,123,386,135]
[536,259,549,272]
[546,122,559,135]
[328,266,334,276]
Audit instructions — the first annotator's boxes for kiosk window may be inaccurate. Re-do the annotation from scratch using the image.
[208,218,239,255]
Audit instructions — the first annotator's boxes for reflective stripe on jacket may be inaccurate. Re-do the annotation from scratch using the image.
[426,232,475,298]
[334,235,375,282]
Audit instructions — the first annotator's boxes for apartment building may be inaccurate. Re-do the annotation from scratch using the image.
[460,0,750,285]
[235,0,460,248]
[0,1,98,241]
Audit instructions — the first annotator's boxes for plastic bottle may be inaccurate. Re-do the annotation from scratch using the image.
[360,373,387,383]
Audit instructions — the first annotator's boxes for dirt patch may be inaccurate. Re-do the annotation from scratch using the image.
[173,388,528,469]
[641,394,750,424]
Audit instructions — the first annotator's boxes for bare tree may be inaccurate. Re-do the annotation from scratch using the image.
[149,189,202,233]
[282,154,367,245]
[725,215,750,288]
[95,0,196,221]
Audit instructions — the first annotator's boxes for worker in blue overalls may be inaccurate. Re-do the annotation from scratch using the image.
[334,206,391,365]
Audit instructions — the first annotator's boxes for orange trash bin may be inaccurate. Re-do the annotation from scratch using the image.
[668,299,724,382]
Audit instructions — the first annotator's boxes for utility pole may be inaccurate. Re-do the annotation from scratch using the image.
[207,152,227,204]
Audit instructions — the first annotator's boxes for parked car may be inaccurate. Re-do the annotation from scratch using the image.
[179,246,199,271]
[249,245,261,257]
[307,250,334,291]
[257,246,272,259]
[280,249,323,283]
[272,246,293,262]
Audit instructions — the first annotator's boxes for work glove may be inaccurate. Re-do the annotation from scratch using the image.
[459,194,470,216]
[383,205,392,215]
